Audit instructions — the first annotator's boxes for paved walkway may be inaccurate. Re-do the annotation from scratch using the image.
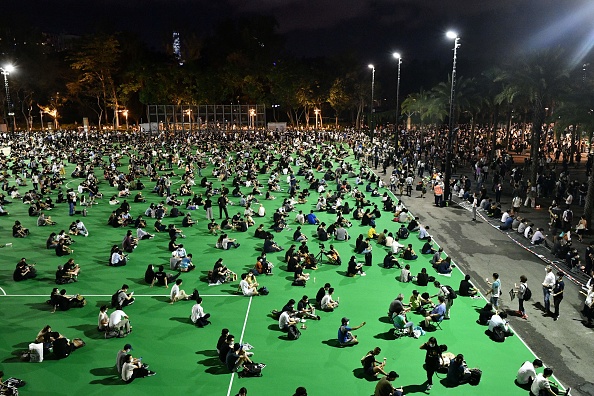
[372,157,593,396]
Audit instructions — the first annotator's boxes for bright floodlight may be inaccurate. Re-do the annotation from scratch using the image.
[3,64,14,73]
[392,52,401,59]
[368,64,374,69]
[446,31,458,39]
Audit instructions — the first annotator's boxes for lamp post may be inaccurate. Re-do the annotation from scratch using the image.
[392,52,402,148]
[443,31,460,206]
[314,108,320,129]
[186,109,192,132]
[249,108,256,130]
[1,65,15,133]
[368,64,375,139]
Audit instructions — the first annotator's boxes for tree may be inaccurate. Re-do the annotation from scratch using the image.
[495,48,571,187]
[68,34,121,128]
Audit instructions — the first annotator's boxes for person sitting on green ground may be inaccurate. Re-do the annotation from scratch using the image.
[409,290,434,314]
[487,312,514,340]
[458,274,479,297]
[446,354,471,386]
[402,244,418,260]
[361,347,389,377]
[421,237,436,254]
[374,371,403,396]
[338,317,366,346]
[435,257,453,275]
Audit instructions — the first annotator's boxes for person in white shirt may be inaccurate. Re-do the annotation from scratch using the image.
[111,249,127,266]
[335,225,349,241]
[530,368,569,396]
[418,225,431,240]
[278,310,298,331]
[501,210,511,223]
[190,297,211,327]
[531,228,547,245]
[136,227,153,240]
[391,238,405,254]
[121,353,155,382]
[170,278,191,303]
[516,359,542,387]
[295,211,305,225]
[384,232,394,248]
[257,204,266,217]
[97,305,109,331]
[239,273,259,296]
[487,312,512,335]
[174,245,187,258]
[109,307,131,335]
[542,266,556,314]
[75,220,88,237]
[321,287,339,310]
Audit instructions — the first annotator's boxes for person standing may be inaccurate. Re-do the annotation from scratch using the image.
[204,195,213,221]
[471,193,478,221]
[217,194,229,219]
[420,336,442,391]
[433,182,443,207]
[485,273,502,313]
[552,272,565,321]
[542,266,555,315]
[515,275,529,319]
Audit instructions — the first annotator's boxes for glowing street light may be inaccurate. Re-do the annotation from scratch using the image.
[122,110,129,130]
[368,64,375,138]
[392,52,402,146]
[444,31,461,205]
[1,64,15,133]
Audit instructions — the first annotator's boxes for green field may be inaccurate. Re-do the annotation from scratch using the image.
[0,146,552,396]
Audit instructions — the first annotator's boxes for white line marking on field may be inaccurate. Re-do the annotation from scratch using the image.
[226,296,253,396]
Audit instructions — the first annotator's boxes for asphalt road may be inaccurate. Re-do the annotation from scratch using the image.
[393,186,593,396]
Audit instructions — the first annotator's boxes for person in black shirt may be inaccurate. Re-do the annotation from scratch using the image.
[416,268,429,286]
[420,337,442,391]
[297,295,319,320]
[458,274,478,297]
[217,195,229,219]
[362,347,388,377]
[552,272,565,321]
[150,265,179,288]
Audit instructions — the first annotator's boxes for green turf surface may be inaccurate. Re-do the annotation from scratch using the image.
[0,147,551,395]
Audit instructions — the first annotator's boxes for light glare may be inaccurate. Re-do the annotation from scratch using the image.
[446,31,458,39]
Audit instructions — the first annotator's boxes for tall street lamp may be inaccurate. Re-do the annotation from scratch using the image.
[443,31,460,206]
[1,64,15,133]
[368,64,375,138]
[392,52,402,148]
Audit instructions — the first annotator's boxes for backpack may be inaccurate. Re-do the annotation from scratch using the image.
[111,291,122,308]
[522,286,532,301]
[444,285,457,300]
[258,286,269,295]
[397,228,409,239]
[469,368,482,386]
[238,363,264,377]
[287,324,301,340]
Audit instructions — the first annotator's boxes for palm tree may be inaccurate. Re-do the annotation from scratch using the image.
[494,48,571,188]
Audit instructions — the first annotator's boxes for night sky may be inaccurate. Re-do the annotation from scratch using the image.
[5,0,594,67]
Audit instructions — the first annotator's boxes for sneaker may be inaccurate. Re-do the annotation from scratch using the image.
[361,272,367,276]
[426,384,432,391]
[516,310,523,316]
[521,314,528,320]
[147,371,156,376]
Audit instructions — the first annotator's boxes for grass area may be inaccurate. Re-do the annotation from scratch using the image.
[0,146,548,395]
